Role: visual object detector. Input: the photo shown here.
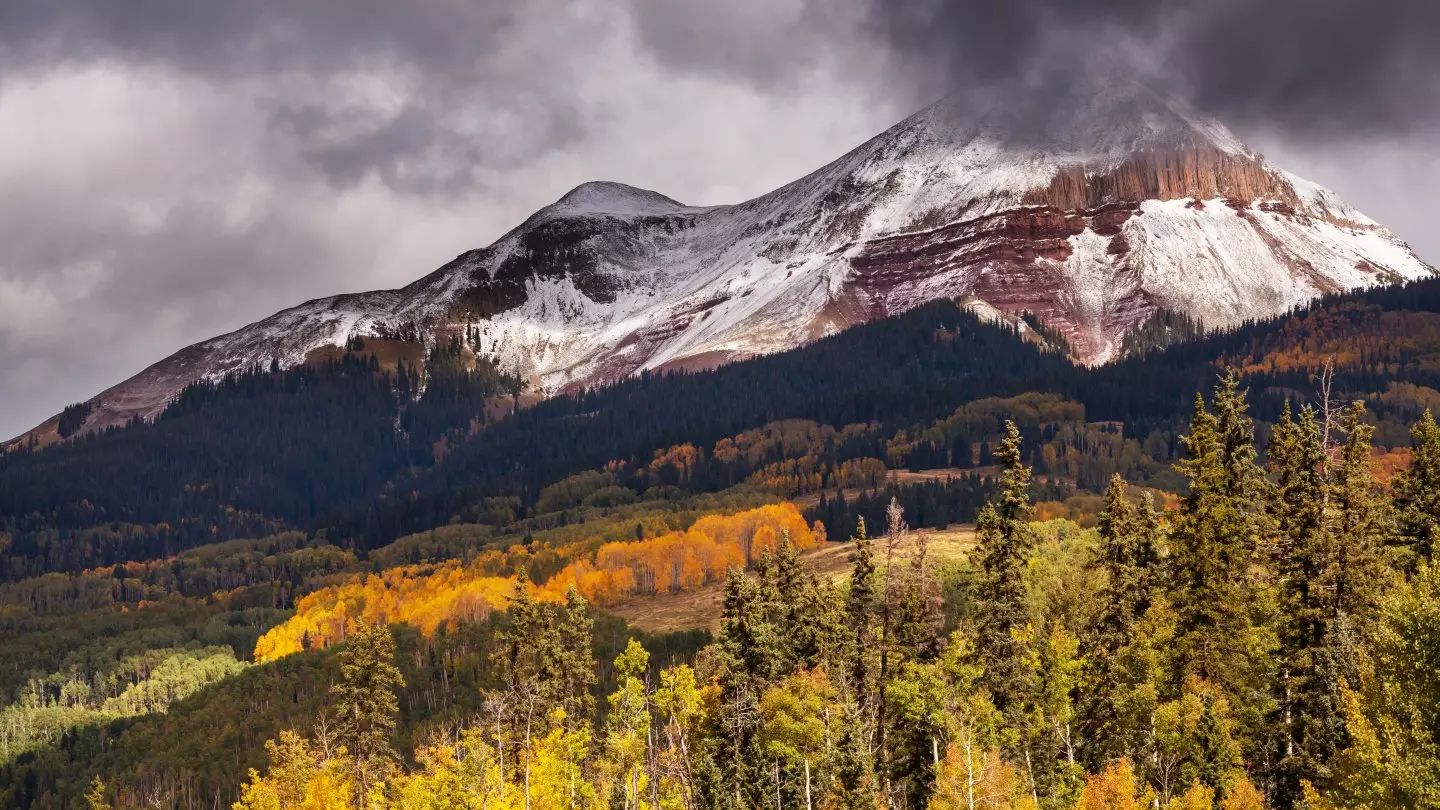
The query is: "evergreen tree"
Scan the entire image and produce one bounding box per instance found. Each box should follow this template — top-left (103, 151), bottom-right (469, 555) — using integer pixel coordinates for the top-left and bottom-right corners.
top-left (1268, 402), bottom-right (1331, 803)
top-left (1086, 476), bottom-right (1159, 687)
top-left (331, 621), bottom-right (405, 805)
top-left (1083, 474), bottom-right (1153, 766)
top-left (713, 566), bottom-right (776, 806)
top-left (975, 420), bottom-right (1036, 715)
top-left (893, 528), bottom-right (944, 664)
top-left (845, 517), bottom-right (877, 707)
top-left (83, 777), bottom-right (111, 810)
top-left (830, 699), bottom-right (880, 810)
top-left (1168, 375), bottom-right (1272, 710)
top-left (557, 586), bottom-right (598, 726)
top-left (1327, 402), bottom-right (1392, 629)
top-left (1393, 409), bottom-right (1440, 563)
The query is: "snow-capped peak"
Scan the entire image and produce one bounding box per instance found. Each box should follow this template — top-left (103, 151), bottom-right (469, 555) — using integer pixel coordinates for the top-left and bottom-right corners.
top-left (22, 79), bottom-right (1433, 443)
top-left (549, 181), bottom-right (704, 219)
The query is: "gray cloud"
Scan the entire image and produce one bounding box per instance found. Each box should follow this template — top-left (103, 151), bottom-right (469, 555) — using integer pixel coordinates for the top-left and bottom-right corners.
top-left (0, 0), bottom-right (599, 195)
top-left (0, 0), bottom-right (895, 439)
top-left (1, 0), bottom-right (1437, 441)
top-left (0, 0), bottom-right (519, 77)
top-left (862, 0), bottom-right (1440, 137)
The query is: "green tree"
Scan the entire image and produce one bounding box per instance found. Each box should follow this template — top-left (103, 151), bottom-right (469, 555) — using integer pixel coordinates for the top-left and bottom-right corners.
top-left (758, 669), bottom-right (840, 810)
top-left (976, 420), bottom-right (1036, 715)
top-left (331, 621), bottom-right (404, 805)
top-left (654, 664), bottom-right (706, 810)
top-left (1167, 374), bottom-right (1274, 731)
top-left (1321, 562), bottom-right (1440, 809)
top-left (846, 516), bottom-right (878, 702)
top-left (714, 566), bottom-right (776, 806)
top-left (1084, 475), bottom-right (1160, 763)
top-left (1393, 409), bottom-right (1440, 563)
top-left (84, 776), bottom-right (111, 810)
top-left (1268, 402), bottom-right (1331, 803)
top-left (556, 586), bottom-right (598, 725)
top-left (606, 639), bottom-right (653, 810)
top-left (1021, 622), bottom-right (1085, 806)
top-left (1327, 402), bottom-right (1392, 629)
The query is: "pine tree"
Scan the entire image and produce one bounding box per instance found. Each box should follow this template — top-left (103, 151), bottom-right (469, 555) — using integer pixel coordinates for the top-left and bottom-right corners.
top-left (84, 777), bottom-right (111, 810)
top-left (1393, 409), bottom-right (1440, 563)
top-left (1268, 402), bottom-right (1331, 804)
top-left (1083, 475), bottom-right (1142, 761)
top-left (557, 586), bottom-right (597, 726)
top-left (1168, 375), bottom-right (1271, 704)
top-left (830, 700), bottom-right (880, 810)
top-left (1194, 695), bottom-right (1233, 800)
top-left (1089, 475), bottom-right (1159, 657)
top-left (1327, 402), bottom-right (1392, 629)
top-left (975, 420), bottom-right (1036, 714)
top-left (331, 621), bottom-right (405, 805)
top-left (714, 566), bottom-right (777, 806)
top-left (893, 523), bottom-right (944, 664)
top-left (845, 517), bottom-right (877, 707)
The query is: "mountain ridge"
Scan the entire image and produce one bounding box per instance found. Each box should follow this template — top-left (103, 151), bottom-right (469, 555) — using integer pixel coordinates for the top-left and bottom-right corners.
top-left (13, 77), bottom-right (1433, 444)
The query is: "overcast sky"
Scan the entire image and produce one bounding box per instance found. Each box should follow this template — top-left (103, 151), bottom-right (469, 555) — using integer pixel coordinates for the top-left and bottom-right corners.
top-left (3, 0), bottom-right (1438, 440)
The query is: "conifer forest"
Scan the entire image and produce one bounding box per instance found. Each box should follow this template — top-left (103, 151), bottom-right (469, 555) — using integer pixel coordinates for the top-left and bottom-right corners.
top-left (9, 281), bottom-right (1440, 809)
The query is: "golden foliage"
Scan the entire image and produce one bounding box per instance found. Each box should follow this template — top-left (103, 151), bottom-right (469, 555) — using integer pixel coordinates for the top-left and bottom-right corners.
top-left (254, 504), bottom-right (814, 662)
top-left (1073, 759), bottom-right (1146, 810)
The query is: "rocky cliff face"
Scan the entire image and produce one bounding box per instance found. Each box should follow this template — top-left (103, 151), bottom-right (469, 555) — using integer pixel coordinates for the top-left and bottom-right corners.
top-left (16, 78), bottom-right (1433, 443)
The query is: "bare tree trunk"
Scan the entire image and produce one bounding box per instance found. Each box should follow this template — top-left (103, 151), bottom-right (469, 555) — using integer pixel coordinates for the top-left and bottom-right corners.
top-left (805, 758), bottom-right (813, 810)
top-left (776, 761), bottom-right (783, 810)
top-left (1024, 747), bottom-right (1039, 809)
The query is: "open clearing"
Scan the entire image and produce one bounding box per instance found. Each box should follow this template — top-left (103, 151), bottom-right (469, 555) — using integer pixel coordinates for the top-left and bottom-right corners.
top-left (607, 524), bottom-right (977, 633)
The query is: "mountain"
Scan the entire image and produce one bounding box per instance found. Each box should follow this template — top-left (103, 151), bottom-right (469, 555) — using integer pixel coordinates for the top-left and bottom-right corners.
top-left (18, 77), bottom-right (1432, 442)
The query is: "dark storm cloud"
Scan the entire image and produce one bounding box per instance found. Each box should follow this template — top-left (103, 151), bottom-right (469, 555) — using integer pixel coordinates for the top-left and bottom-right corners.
top-left (863, 0), bottom-right (1440, 137)
top-left (0, 0), bottom-right (591, 194)
top-left (3, 0), bottom-right (1437, 445)
top-left (0, 0), bottom-right (517, 77)
top-left (626, 0), bottom-right (871, 87)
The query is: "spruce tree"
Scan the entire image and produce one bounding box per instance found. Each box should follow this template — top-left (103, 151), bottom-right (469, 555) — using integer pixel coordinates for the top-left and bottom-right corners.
top-left (1168, 375), bottom-right (1270, 700)
top-left (714, 566), bottom-right (777, 806)
top-left (975, 420), bottom-right (1036, 714)
top-left (331, 621), bottom-right (405, 804)
top-left (1394, 409), bottom-right (1440, 563)
top-left (556, 586), bottom-right (597, 726)
top-left (1268, 402), bottom-right (1332, 804)
top-left (893, 529), bottom-right (943, 664)
top-left (1083, 475), bottom-right (1159, 764)
top-left (1328, 402), bottom-right (1392, 629)
top-left (829, 701), bottom-right (880, 810)
top-left (845, 518), bottom-right (877, 704)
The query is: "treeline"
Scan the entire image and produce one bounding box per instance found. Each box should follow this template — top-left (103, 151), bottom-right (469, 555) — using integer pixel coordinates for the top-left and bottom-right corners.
top-left (807, 474), bottom-right (1072, 543)
top-left (2, 612), bottom-right (708, 808)
top-left (0, 647), bottom-right (246, 766)
top-left (0, 347), bottom-right (515, 580)
top-left (173, 376), bottom-right (1440, 810)
top-left (11, 278), bottom-right (1440, 581)
top-left (252, 504), bottom-right (817, 661)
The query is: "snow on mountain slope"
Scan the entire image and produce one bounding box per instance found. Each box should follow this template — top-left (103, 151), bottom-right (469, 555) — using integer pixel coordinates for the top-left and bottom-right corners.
top-left (21, 77), bottom-right (1434, 440)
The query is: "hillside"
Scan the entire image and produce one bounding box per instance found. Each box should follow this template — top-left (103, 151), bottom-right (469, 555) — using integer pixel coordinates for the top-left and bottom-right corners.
top-left (10, 278), bottom-right (1440, 581)
top-left (9, 279), bottom-right (1440, 806)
